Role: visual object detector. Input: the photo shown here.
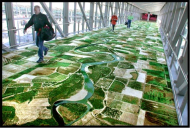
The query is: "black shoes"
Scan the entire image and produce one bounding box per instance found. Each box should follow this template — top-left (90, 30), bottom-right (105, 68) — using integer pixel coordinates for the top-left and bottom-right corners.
top-left (36, 59), bottom-right (44, 63)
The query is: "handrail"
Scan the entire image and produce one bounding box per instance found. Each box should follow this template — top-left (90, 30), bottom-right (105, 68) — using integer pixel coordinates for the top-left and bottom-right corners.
top-left (2, 41), bottom-right (35, 49)
top-left (2, 17), bottom-right (132, 33)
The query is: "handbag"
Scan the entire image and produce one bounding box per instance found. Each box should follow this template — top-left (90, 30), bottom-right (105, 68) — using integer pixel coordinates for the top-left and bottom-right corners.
top-left (125, 22), bottom-right (128, 25)
top-left (41, 25), bottom-right (56, 41)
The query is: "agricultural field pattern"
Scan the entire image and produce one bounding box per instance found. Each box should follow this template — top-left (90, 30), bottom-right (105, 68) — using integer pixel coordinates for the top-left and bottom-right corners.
top-left (2, 21), bottom-right (178, 126)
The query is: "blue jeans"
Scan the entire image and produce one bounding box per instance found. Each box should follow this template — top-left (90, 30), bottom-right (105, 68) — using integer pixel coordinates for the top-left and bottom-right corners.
top-left (36, 32), bottom-right (48, 60)
top-left (127, 20), bottom-right (132, 28)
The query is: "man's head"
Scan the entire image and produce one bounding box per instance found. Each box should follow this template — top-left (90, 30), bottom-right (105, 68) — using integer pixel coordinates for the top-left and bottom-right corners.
top-left (34, 5), bottom-right (40, 15)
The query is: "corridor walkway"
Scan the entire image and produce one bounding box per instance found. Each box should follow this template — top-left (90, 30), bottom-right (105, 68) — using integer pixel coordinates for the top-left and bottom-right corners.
top-left (2, 21), bottom-right (178, 126)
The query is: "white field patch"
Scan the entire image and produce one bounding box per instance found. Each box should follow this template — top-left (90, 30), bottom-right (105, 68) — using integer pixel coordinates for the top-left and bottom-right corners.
top-left (146, 36), bottom-right (161, 40)
top-left (3, 99), bottom-right (51, 125)
top-left (133, 62), bottom-right (148, 70)
top-left (137, 109), bottom-right (146, 125)
top-left (123, 69), bottom-right (136, 79)
top-left (137, 59), bottom-right (149, 65)
top-left (59, 58), bottom-right (76, 63)
top-left (26, 55), bottom-right (39, 62)
top-left (64, 53), bottom-right (91, 58)
top-left (2, 53), bottom-right (18, 58)
top-left (68, 40), bottom-right (87, 46)
top-left (121, 87), bottom-right (143, 99)
top-left (157, 57), bottom-right (166, 64)
top-left (21, 62), bottom-right (38, 68)
top-left (13, 74), bottom-right (37, 83)
top-left (76, 36), bottom-right (90, 40)
top-left (139, 48), bottom-right (149, 56)
top-left (3, 64), bottom-right (28, 74)
top-left (127, 38), bottom-right (134, 41)
top-left (2, 70), bottom-right (15, 79)
top-left (65, 88), bottom-right (88, 101)
top-left (136, 72), bottom-right (146, 83)
top-left (113, 67), bottom-right (127, 78)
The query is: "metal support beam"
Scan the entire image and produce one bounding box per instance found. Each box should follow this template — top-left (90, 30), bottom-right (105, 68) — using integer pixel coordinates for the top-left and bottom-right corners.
top-left (166, 3), bottom-right (177, 34)
top-left (147, 12), bottom-right (150, 21)
top-left (121, 2), bottom-right (124, 24)
top-left (82, 2), bottom-right (85, 32)
top-left (31, 2), bottom-right (35, 41)
top-left (118, 2), bottom-right (121, 24)
top-left (110, 2), bottom-right (113, 16)
top-left (74, 2), bottom-right (76, 33)
top-left (113, 2), bottom-right (117, 14)
top-left (49, 2), bottom-right (52, 25)
top-left (163, 3), bottom-right (172, 30)
top-left (95, 3), bottom-right (98, 28)
top-left (165, 3), bottom-right (175, 32)
top-left (104, 2), bottom-right (109, 26)
top-left (63, 2), bottom-right (69, 36)
top-left (89, 2), bottom-right (94, 29)
top-left (78, 2), bottom-right (91, 31)
top-left (40, 2), bottom-right (65, 37)
top-left (168, 2), bottom-right (181, 44)
top-left (5, 2), bottom-right (17, 47)
top-left (176, 80), bottom-right (188, 95)
top-left (180, 90), bottom-right (187, 114)
top-left (127, 3), bottom-right (131, 16)
top-left (97, 2), bottom-right (106, 27)
top-left (171, 4), bottom-right (187, 47)
top-left (125, 3), bottom-right (127, 21)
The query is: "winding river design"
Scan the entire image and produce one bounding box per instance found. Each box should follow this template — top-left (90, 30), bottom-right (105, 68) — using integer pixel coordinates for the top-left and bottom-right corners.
top-left (52, 42), bottom-right (124, 126)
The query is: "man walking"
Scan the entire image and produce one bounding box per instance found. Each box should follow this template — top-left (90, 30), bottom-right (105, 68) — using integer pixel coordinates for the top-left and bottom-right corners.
top-left (127, 13), bottom-right (134, 28)
top-left (111, 13), bottom-right (118, 32)
top-left (24, 5), bottom-right (55, 63)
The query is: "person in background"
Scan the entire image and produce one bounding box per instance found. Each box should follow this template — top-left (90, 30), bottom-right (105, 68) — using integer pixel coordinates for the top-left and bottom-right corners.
top-left (127, 13), bottom-right (134, 28)
top-left (23, 5), bottom-right (55, 63)
top-left (111, 13), bottom-right (118, 32)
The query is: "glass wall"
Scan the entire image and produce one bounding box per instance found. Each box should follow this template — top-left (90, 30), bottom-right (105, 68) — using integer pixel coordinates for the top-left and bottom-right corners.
top-left (2, 2), bottom-right (10, 47)
top-left (178, 20), bottom-right (188, 59)
top-left (76, 2), bottom-right (83, 33)
top-left (12, 2), bottom-right (32, 46)
top-left (84, 2), bottom-right (90, 32)
top-left (52, 2), bottom-right (63, 38)
top-left (2, 2), bottom-right (140, 49)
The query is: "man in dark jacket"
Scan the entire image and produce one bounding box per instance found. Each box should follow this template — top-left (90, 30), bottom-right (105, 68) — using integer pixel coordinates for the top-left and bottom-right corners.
top-left (24, 5), bottom-right (55, 63)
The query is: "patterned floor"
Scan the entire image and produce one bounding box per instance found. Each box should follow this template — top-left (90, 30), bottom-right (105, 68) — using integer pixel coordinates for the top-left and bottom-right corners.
top-left (2, 21), bottom-right (178, 126)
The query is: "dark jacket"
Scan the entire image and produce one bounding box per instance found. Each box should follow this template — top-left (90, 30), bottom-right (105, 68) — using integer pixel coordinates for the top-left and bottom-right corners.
top-left (24, 12), bottom-right (54, 33)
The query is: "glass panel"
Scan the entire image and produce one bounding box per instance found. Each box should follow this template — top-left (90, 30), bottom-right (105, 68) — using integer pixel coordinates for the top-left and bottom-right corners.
top-left (2, 2), bottom-right (10, 47)
top-left (52, 2), bottom-right (63, 36)
top-left (181, 20), bottom-right (188, 39)
top-left (69, 2), bottom-right (74, 34)
top-left (83, 2), bottom-right (90, 32)
top-left (12, 2), bottom-right (31, 19)
top-left (94, 2), bottom-right (97, 29)
top-left (178, 38), bottom-right (186, 59)
top-left (102, 2), bottom-right (105, 15)
top-left (76, 2), bottom-right (83, 32)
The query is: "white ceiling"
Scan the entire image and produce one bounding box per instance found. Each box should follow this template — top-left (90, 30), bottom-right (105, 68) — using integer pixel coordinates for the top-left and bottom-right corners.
top-left (129, 2), bottom-right (166, 13)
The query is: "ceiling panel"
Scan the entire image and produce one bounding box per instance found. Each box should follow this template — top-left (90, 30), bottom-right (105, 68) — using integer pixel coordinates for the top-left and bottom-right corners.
top-left (129, 2), bottom-right (166, 13)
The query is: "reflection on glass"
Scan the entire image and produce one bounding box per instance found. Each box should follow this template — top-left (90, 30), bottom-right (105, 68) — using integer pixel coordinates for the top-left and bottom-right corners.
top-left (178, 38), bottom-right (186, 59)
top-left (2, 2), bottom-right (10, 47)
top-left (181, 20), bottom-right (188, 39)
